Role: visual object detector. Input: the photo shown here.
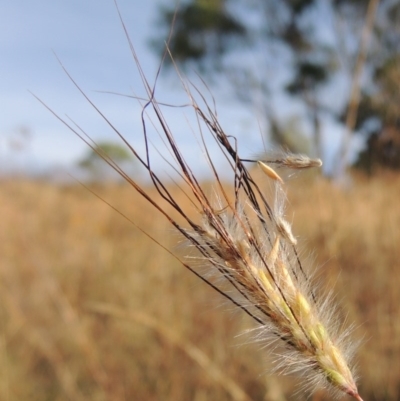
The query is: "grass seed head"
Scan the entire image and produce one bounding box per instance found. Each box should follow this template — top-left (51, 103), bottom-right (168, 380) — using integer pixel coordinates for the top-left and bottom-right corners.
top-left (44, 33), bottom-right (362, 400)
top-left (255, 151), bottom-right (323, 170)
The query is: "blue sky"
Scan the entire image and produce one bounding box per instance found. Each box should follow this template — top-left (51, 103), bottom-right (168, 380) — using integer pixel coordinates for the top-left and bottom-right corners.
top-left (1, 1), bottom-right (362, 179)
top-left (1, 1), bottom-right (156, 174)
top-left (1, 0), bottom-right (266, 179)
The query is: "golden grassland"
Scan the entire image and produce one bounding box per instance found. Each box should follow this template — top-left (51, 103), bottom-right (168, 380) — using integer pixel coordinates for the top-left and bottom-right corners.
top-left (0, 172), bottom-right (399, 401)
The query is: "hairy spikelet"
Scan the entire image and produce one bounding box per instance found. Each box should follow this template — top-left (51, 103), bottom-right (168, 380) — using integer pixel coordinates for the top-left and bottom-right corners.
top-left (191, 173), bottom-right (360, 400)
top-left (257, 151), bottom-right (323, 169)
top-left (36, 7), bottom-right (362, 400)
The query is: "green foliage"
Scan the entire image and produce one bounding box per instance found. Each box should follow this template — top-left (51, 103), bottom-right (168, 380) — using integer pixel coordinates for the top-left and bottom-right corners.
top-left (154, 0), bottom-right (246, 68)
top-left (79, 142), bottom-right (131, 169)
top-left (153, 0), bottom-right (400, 172)
top-left (78, 141), bottom-right (133, 180)
top-left (351, 56), bottom-right (400, 173)
top-left (372, 56), bottom-right (400, 123)
top-left (286, 61), bottom-right (329, 94)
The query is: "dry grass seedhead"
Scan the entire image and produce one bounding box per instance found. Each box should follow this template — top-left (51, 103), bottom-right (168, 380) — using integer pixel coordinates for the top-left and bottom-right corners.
top-left (256, 153), bottom-right (323, 170)
top-left (36, 9), bottom-right (362, 400)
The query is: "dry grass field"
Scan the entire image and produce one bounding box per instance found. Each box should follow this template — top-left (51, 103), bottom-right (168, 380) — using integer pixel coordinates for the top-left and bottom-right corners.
top-left (0, 171), bottom-right (399, 401)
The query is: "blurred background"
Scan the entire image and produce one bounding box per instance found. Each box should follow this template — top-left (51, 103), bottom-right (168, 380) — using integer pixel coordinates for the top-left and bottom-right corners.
top-left (1, 0), bottom-right (400, 400)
